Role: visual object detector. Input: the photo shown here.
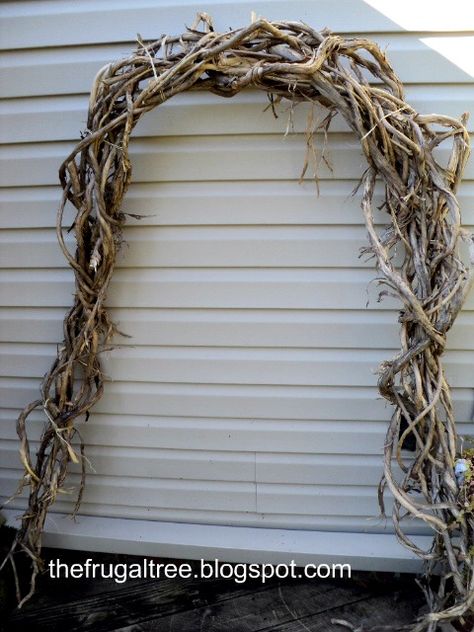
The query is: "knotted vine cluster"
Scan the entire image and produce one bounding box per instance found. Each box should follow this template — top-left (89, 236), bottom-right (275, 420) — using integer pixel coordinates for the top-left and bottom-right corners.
top-left (2, 14), bottom-right (472, 630)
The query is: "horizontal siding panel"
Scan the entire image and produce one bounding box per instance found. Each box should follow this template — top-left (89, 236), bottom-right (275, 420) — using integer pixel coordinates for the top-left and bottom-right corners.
top-left (1, 307), bottom-right (473, 351)
top-left (3, 268), bottom-right (473, 311)
top-left (2, 86), bottom-right (473, 144)
top-left (1, 181), bottom-right (474, 229)
top-left (0, 43), bottom-right (125, 99)
top-left (1, 409), bottom-right (472, 454)
top-left (3, 0), bottom-right (473, 52)
top-left (0, 267), bottom-right (405, 309)
top-left (0, 225), bottom-right (383, 269)
top-left (1, 307), bottom-right (405, 346)
top-left (4, 499), bottom-right (426, 534)
top-left (1, 468), bottom-right (387, 517)
top-left (2, 380), bottom-right (474, 423)
top-left (256, 453), bottom-right (398, 485)
top-left (0, 307), bottom-right (65, 342)
top-left (0, 412), bottom-right (406, 453)
top-left (2, 135), bottom-right (473, 187)
top-left (2, 343), bottom-right (474, 388)
top-left (0, 180), bottom-right (380, 228)
top-left (97, 268), bottom-right (474, 311)
top-left (3, 224), bottom-right (473, 270)
top-left (1, 134), bottom-right (372, 186)
top-left (1, 442), bottom-right (396, 487)
top-left (0, 442), bottom-right (255, 482)
top-left (1, 35), bottom-right (473, 99)
top-left (256, 483), bottom-right (383, 516)
top-left (0, 468), bottom-right (257, 512)
top-left (0, 440), bottom-right (406, 486)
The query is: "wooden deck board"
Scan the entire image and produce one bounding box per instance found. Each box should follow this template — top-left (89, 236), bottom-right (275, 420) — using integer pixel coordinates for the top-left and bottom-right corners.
top-left (122, 583), bottom-right (374, 632)
top-left (5, 547), bottom-right (426, 632)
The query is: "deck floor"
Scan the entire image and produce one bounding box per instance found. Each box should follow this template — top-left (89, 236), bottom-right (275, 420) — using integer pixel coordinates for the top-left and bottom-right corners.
top-left (1, 545), bottom-right (433, 632)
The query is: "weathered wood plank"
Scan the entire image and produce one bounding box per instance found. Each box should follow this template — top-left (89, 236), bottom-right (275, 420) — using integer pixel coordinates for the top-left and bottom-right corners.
top-left (0, 545), bottom-right (422, 632)
top-left (127, 582), bottom-right (372, 632)
top-left (257, 591), bottom-right (423, 631)
top-left (8, 547), bottom-right (424, 632)
top-left (8, 554), bottom-right (336, 632)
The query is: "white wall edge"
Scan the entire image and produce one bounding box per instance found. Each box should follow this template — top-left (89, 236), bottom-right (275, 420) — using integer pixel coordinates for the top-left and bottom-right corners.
top-left (3, 509), bottom-right (429, 573)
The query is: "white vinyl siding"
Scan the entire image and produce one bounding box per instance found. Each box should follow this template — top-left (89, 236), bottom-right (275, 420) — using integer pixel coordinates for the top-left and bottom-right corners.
top-left (0, 0), bottom-right (473, 569)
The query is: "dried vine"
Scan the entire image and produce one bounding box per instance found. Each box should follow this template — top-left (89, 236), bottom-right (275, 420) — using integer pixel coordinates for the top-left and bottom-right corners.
top-left (2, 14), bottom-right (472, 629)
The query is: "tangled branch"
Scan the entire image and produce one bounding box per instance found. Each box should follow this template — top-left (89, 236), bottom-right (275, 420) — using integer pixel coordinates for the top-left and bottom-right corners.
top-left (2, 14), bottom-right (472, 628)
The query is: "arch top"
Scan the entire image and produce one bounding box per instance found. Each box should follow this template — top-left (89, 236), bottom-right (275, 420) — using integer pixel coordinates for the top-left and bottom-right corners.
top-left (67, 13), bottom-right (467, 202)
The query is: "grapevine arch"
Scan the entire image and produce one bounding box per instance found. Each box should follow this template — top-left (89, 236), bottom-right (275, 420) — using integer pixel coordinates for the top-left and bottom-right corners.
top-left (3, 14), bottom-right (473, 630)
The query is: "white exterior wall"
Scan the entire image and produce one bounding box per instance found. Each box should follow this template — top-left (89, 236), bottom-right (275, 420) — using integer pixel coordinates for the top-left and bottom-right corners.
top-left (0, 0), bottom-right (473, 569)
